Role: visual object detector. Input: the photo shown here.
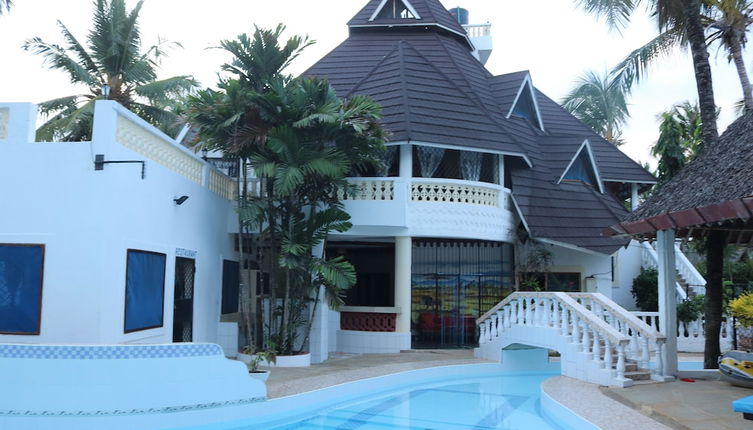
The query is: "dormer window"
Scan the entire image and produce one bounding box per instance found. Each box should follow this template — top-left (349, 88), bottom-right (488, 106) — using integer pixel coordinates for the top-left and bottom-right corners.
top-left (558, 140), bottom-right (604, 193)
top-left (507, 75), bottom-right (545, 131)
top-left (371, 0), bottom-right (421, 20)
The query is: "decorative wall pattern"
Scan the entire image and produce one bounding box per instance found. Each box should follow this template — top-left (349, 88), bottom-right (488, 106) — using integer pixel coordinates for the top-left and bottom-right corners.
top-left (208, 168), bottom-right (236, 200)
top-left (340, 312), bottom-right (397, 332)
top-left (409, 204), bottom-right (515, 242)
top-left (0, 108), bottom-right (9, 141)
top-left (116, 116), bottom-right (203, 184)
top-left (0, 343), bottom-right (223, 360)
top-left (0, 396), bottom-right (266, 417)
top-left (339, 179), bottom-right (395, 201)
top-left (411, 182), bottom-right (498, 206)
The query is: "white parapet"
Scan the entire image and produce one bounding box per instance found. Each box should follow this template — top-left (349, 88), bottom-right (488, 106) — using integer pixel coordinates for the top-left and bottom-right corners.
top-left (0, 103), bottom-right (37, 143)
top-left (0, 343), bottom-right (265, 430)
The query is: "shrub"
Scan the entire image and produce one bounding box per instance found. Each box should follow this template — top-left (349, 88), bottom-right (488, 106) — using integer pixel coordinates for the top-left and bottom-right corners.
top-left (677, 295), bottom-right (704, 323)
top-left (631, 268), bottom-right (658, 311)
top-left (729, 293), bottom-right (753, 327)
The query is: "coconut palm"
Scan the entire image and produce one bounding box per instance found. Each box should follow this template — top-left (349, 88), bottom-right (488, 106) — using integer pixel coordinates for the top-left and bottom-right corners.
top-left (22, 0), bottom-right (197, 141)
top-left (0, 0), bottom-right (12, 15)
top-left (704, 0), bottom-right (753, 111)
top-left (652, 101), bottom-right (703, 184)
top-left (576, 0), bottom-right (722, 369)
top-left (561, 70), bottom-right (630, 145)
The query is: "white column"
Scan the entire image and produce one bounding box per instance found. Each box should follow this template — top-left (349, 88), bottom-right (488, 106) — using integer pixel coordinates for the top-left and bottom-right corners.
top-left (498, 155), bottom-right (505, 186)
top-left (630, 183), bottom-right (639, 211)
top-left (309, 243), bottom-right (328, 364)
top-left (657, 229), bottom-right (678, 377)
top-left (399, 144), bottom-right (412, 178)
top-left (395, 236), bottom-right (412, 339)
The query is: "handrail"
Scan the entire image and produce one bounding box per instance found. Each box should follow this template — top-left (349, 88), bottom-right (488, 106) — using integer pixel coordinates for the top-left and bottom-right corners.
top-left (674, 243), bottom-right (706, 288)
top-left (570, 293), bottom-right (665, 341)
top-left (640, 241), bottom-right (687, 300)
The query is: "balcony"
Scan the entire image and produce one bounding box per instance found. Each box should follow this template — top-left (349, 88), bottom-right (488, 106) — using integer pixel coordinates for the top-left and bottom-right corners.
top-left (337, 177), bottom-right (515, 241)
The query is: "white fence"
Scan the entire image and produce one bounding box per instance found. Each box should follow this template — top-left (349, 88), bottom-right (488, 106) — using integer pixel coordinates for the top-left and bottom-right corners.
top-left (633, 312), bottom-right (734, 353)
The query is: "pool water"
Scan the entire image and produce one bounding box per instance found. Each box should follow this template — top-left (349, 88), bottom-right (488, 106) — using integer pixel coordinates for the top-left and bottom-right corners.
top-left (265, 373), bottom-right (567, 430)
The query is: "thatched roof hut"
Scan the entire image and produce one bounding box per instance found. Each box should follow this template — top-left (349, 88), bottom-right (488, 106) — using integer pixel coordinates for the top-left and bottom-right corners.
top-left (606, 112), bottom-right (753, 243)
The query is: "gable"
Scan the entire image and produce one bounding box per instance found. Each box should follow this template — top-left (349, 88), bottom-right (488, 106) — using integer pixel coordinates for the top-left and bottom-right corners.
top-left (371, 0), bottom-right (420, 20)
top-left (559, 140), bottom-right (604, 193)
top-left (507, 75), bottom-right (544, 131)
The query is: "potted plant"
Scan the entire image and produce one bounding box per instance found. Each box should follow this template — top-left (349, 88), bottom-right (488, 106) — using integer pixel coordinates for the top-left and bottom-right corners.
top-left (240, 346), bottom-right (277, 382)
top-left (729, 292), bottom-right (753, 351)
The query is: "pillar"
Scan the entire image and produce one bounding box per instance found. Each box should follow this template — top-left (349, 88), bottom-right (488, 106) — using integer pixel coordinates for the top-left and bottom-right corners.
top-left (631, 183), bottom-right (639, 211)
top-left (399, 144), bottom-right (412, 178)
top-left (656, 229), bottom-right (678, 377)
top-left (395, 236), bottom-right (412, 334)
top-left (498, 155), bottom-right (505, 186)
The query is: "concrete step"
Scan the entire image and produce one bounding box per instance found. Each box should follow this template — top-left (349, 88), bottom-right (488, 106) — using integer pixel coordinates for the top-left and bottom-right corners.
top-left (624, 371), bottom-right (652, 381)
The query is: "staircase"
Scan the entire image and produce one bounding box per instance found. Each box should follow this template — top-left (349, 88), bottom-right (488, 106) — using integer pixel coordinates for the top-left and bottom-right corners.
top-left (640, 241), bottom-right (707, 300)
top-left (475, 292), bottom-right (671, 387)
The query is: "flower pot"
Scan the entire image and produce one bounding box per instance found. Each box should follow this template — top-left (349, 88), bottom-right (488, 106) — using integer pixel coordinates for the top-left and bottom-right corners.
top-left (249, 370), bottom-right (270, 382)
top-left (273, 352), bottom-right (311, 368)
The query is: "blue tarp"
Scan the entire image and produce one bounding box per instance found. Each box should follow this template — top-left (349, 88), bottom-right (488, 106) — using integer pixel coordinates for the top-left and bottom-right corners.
top-left (732, 395), bottom-right (753, 413)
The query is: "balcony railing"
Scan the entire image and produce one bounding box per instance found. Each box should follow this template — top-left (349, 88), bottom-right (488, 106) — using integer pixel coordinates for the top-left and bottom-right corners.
top-left (337, 178), bottom-right (395, 201)
top-left (463, 23), bottom-right (491, 38)
top-left (411, 179), bottom-right (499, 206)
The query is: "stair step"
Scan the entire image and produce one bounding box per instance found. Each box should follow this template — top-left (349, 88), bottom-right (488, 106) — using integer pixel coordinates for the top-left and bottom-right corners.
top-left (624, 371), bottom-right (652, 381)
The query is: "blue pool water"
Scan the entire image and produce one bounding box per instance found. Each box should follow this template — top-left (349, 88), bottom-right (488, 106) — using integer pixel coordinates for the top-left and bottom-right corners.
top-left (258, 373), bottom-right (568, 430)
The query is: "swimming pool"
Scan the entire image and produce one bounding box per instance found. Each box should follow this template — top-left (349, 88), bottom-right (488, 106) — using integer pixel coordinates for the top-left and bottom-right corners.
top-left (266, 373), bottom-right (568, 429)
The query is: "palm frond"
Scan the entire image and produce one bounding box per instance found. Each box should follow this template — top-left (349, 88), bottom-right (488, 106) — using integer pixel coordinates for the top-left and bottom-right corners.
top-left (575, 0), bottom-right (637, 33)
top-left (135, 76), bottom-right (198, 105)
top-left (22, 37), bottom-right (99, 87)
top-left (610, 26), bottom-right (686, 93)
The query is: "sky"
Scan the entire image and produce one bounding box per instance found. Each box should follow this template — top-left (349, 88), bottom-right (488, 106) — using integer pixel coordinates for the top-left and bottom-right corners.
top-left (0, 0), bottom-right (750, 168)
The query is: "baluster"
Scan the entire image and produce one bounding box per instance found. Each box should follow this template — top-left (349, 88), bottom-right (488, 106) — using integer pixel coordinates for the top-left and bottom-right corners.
top-left (560, 305), bottom-right (568, 337)
top-left (582, 321), bottom-right (591, 357)
top-left (516, 299), bottom-right (523, 325)
top-left (504, 305), bottom-right (512, 328)
top-left (655, 340), bottom-right (665, 378)
top-left (629, 327), bottom-right (639, 359)
top-left (542, 298), bottom-right (551, 327)
top-left (603, 338), bottom-right (613, 370)
top-left (552, 300), bottom-right (560, 329)
top-left (572, 314), bottom-right (581, 348)
top-left (479, 323), bottom-right (487, 344)
top-left (616, 343), bottom-right (626, 380)
top-left (525, 298), bottom-right (534, 326)
top-left (491, 313), bottom-right (499, 338)
top-left (641, 337), bottom-right (650, 369)
top-left (497, 311), bottom-right (505, 334)
top-left (592, 329), bottom-right (601, 366)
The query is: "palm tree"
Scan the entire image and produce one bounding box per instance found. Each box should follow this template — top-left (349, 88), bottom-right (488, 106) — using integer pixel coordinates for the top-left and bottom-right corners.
top-left (704, 0), bottom-right (753, 111)
top-left (22, 0), bottom-right (197, 141)
top-left (0, 0), bottom-right (12, 15)
top-left (561, 70), bottom-right (630, 145)
top-left (651, 101), bottom-right (703, 185)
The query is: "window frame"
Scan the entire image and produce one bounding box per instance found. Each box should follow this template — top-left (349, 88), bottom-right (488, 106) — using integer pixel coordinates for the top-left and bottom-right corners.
top-left (0, 243), bottom-right (45, 335)
top-left (123, 249), bottom-right (167, 334)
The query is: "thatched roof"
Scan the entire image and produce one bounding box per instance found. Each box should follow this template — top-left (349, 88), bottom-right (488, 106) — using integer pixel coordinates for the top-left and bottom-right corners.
top-left (606, 111), bottom-right (753, 242)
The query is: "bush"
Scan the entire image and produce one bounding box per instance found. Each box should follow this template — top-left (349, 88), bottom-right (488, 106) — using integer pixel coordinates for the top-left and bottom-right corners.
top-left (729, 292), bottom-right (753, 327)
top-left (631, 268), bottom-right (658, 311)
top-left (677, 295), bottom-right (704, 323)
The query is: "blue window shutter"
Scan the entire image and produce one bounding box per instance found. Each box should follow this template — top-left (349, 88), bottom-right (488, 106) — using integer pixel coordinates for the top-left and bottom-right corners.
top-left (0, 245), bottom-right (44, 334)
top-left (125, 250), bottom-right (166, 332)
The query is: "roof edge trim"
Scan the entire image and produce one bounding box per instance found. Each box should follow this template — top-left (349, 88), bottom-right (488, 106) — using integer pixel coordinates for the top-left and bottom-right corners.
top-left (536, 238), bottom-right (615, 257)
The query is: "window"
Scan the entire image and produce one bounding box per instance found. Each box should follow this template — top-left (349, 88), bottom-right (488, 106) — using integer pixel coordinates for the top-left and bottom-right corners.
top-left (563, 150), bottom-right (599, 187)
top-left (221, 260), bottom-right (240, 315)
top-left (0, 244), bottom-right (44, 334)
top-left (124, 249), bottom-right (166, 333)
top-left (375, 0), bottom-right (417, 19)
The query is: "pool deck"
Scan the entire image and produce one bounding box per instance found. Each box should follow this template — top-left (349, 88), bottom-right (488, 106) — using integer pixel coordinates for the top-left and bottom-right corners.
top-left (263, 350), bottom-right (753, 429)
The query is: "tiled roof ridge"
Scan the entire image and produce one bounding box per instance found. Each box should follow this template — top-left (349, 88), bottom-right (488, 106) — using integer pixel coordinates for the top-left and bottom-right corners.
top-left (345, 42), bottom-right (402, 98)
top-left (585, 182), bottom-right (626, 223)
top-left (397, 41), bottom-right (414, 139)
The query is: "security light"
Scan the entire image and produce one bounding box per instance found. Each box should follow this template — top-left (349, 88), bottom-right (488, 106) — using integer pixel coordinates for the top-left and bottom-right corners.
top-left (174, 195), bottom-right (189, 205)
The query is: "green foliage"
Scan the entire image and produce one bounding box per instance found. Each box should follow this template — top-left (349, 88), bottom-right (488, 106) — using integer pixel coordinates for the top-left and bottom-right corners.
top-left (240, 346), bottom-right (277, 372)
top-left (186, 25), bottom-right (386, 355)
top-left (23, 0), bottom-right (197, 141)
top-left (651, 101), bottom-right (704, 185)
top-left (729, 292), bottom-right (753, 327)
top-left (677, 295), bottom-right (705, 323)
top-left (631, 268), bottom-right (658, 311)
top-left (561, 69), bottom-right (630, 145)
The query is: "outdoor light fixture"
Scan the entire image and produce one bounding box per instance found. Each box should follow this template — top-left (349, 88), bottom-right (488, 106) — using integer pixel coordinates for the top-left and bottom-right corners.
top-left (174, 195), bottom-right (189, 205)
top-left (102, 83), bottom-right (111, 100)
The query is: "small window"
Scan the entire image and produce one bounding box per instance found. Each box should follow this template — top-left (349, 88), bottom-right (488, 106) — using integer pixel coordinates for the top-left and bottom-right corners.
top-left (563, 150), bottom-right (598, 187)
top-left (0, 244), bottom-right (45, 334)
top-left (376, 0), bottom-right (416, 19)
top-left (124, 249), bottom-right (166, 333)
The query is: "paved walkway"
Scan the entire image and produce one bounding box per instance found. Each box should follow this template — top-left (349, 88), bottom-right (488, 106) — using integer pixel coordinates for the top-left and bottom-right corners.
top-left (603, 378), bottom-right (752, 430)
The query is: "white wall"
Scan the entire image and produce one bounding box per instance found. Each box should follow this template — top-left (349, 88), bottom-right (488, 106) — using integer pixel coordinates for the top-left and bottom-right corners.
top-left (0, 102), bottom-right (237, 345)
top-left (613, 240), bottom-right (642, 310)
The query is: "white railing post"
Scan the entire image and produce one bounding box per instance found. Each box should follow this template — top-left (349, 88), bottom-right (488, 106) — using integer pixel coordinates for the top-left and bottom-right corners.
top-left (491, 313), bottom-right (499, 338)
top-left (573, 314), bottom-right (581, 349)
top-left (582, 321), bottom-right (591, 358)
top-left (655, 340), bottom-right (666, 378)
top-left (604, 338), bottom-right (613, 370)
top-left (479, 323), bottom-right (487, 344)
top-left (525, 298), bottom-right (533, 326)
top-left (616, 343), bottom-right (626, 380)
top-left (641, 337), bottom-right (650, 369)
top-left (552, 300), bottom-right (560, 329)
top-left (592, 329), bottom-right (602, 366)
top-left (561, 306), bottom-right (569, 337)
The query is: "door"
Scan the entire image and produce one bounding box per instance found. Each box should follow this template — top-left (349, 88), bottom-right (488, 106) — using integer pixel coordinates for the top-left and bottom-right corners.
top-left (173, 257), bottom-right (195, 342)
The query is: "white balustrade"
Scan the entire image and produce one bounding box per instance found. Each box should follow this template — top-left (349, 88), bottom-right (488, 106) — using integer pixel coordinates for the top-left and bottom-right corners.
top-left (411, 180), bottom-right (499, 206)
top-left (462, 23), bottom-right (491, 37)
top-left (476, 292), bottom-right (632, 386)
top-left (634, 311), bottom-right (735, 353)
top-left (338, 178), bottom-right (395, 201)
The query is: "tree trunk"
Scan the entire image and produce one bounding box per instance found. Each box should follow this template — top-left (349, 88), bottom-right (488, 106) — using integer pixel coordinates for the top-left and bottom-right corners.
top-left (728, 32), bottom-right (753, 112)
top-left (704, 230), bottom-right (725, 368)
top-left (682, 0), bottom-right (720, 149)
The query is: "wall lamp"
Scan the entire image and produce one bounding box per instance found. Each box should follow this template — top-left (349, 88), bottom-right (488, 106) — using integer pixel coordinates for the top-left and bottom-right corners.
top-left (174, 195), bottom-right (189, 205)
